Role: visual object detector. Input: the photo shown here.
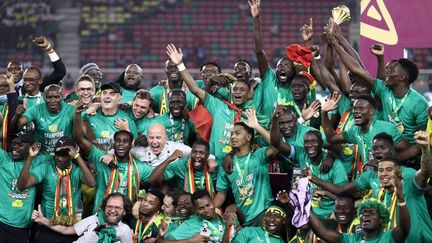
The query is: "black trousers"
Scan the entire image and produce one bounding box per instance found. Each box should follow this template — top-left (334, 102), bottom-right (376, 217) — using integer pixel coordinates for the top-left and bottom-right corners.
top-left (0, 221), bottom-right (30, 243)
top-left (35, 225), bottom-right (78, 243)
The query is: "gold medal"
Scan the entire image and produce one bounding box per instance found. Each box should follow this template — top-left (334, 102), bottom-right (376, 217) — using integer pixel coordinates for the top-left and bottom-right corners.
top-left (244, 198), bottom-right (253, 206)
top-left (397, 124), bottom-right (404, 133)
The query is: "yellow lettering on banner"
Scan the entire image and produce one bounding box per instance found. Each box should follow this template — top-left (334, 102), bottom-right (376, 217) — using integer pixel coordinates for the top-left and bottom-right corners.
top-left (360, 0), bottom-right (398, 45)
top-left (48, 124), bottom-right (58, 132)
top-left (12, 199), bottom-right (23, 208)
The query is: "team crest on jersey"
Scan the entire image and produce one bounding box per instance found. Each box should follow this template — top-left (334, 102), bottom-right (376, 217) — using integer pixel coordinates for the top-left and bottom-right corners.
top-left (48, 124), bottom-right (58, 132)
top-left (101, 131), bottom-right (110, 138)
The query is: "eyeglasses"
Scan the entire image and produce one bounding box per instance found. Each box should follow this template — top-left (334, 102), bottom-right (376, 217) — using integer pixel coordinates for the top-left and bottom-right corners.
top-left (77, 87), bottom-right (94, 93)
top-left (106, 205), bottom-right (123, 211)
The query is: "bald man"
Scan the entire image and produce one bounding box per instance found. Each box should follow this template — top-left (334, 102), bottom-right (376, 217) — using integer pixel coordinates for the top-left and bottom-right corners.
top-left (131, 123), bottom-right (193, 167)
top-left (119, 64), bottom-right (143, 104)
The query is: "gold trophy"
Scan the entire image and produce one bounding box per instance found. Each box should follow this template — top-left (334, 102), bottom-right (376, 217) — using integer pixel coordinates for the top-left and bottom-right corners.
top-left (321, 5), bottom-right (351, 42)
top-left (332, 5), bottom-right (351, 25)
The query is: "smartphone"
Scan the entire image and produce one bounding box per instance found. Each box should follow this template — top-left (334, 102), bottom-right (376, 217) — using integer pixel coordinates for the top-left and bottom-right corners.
top-left (200, 227), bottom-right (211, 237)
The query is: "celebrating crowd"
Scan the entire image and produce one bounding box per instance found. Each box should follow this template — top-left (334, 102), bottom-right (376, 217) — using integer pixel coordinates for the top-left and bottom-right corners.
top-left (1, 1), bottom-right (432, 243)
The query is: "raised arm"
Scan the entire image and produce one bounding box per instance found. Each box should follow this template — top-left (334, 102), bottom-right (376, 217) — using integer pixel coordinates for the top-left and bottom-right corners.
top-left (10, 104), bottom-right (29, 132)
top-left (300, 18), bottom-right (314, 48)
top-left (313, 57), bottom-right (340, 92)
top-left (324, 44), bottom-right (343, 89)
top-left (414, 131), bottom-right (432, 186)
top-left (331, 19), bottom-right (364, 68)
top-left (32, 36), bottom-right (66, 91)
top-left (370, 43), bottom-right (386, 80)
top-left (391, 173), bottom-right (410, 243)
top-left (16, 143), bottom-right (40, 190)
top-left (72, 102), bottom-right (93, 155)
top-left (269, 106), bottom-right (294, 156)
top-left (245, 109), bottom-right (270, 144)
top-left (213, 191), bottom-right (227, 209)
top-left (249, 0), bottom-right (269, 76)
top-left (320, 92), bottom-right (346, 143)
top-left (325, 19), bottom-right (374, 87)
top-left (32, 204), bottom-right (77, 235)
top-left (338, 62), bottom-right (352, 95)
top-left (308, 211), bottom-right (341, 243)
top-left (166, 44), bottom-right (205, 102)
top-left (148, 150), bottom-right (183, 185)
top-left (306, 168), bottom-right (358, 195)
top-left (66, 145), bottom-right (96, 188)
top-left (394, 139), bottom-right (420, 163)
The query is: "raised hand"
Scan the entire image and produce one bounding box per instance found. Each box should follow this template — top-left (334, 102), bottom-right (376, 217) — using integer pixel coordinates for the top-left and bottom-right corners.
top-left (32, 204), bottom-right (46, 224)
top-left (301, 167), bottom-right (313, 180)
top-left (75, 100), bottom-right (87, 114)
top-left (248, 0), bottom-right (260, 18)
top-left (136, 132), bottom-right (149, 147)
top-left (273, 105), bottom-right (287, 119)
top-left (324, 17), bottom-right (337, 40)
top-left (321, 91), bottom-right (341, 112)
top-left (225, 211), bottom-right (238, 227)
top-left (245, 109), bottom-right (259, 129)
top-left (301, 100), bottom-right (321, 121)
top-left (33, 36), bottom-right (52, 52)
top-left (414, 130), bottom-right (430, 149)
top-left (114, 118), bottom-right (129, 131)
top-left (222, 153), bottom-right (233, 174)
top-left (166, 44), bottom-right (183, 65)
top-left (15, 104), bottom-right (26, 116)
top-left (5, 71), bottom-right (15, 86)
top-left (276, 190), bottom-right (290, 204)
top-left (389, 171), bottom-right (403, 199)
top-left (100, 154), bottom-right (115, 166)
top-left (86, 105), bottom-right (97, 116)
top-left (64, 145), bottom-right (78, 158)
top-left (300, 18), bottom-right (314, 42)
top-left (370, 43), bottom-right (384, 56)
top-left (29, 143), bottom-right (41, 158)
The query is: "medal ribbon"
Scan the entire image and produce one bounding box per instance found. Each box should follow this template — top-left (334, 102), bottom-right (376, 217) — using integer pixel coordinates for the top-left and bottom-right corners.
top-left (391, 89), bottom-right (410, 124)
top-left (134, 211), bottom-right (159, 243)
top-left (351, 144), bottom-right (364, 180)
top-left (378, 187), bottom-right (398, 230)
top-left (1, 104), bottom-right (9, 150)
top-left (184, 159), bottom-right (215, 197)
top-left (337, 217), bottom-right (359, 233)
top-left (336, 110), bottom-right (351, 133)
top-left (160, 82), bottom-right (170, 114)
top-left (169, 113), bottom-right (185, 143)
top-left (290, 230), bottom-right (305, 243)
top-left (105, 155), bottom-right (140, 202)
top-left (52, 165), bottom-right (75, 225)
top-left (234, 153), bottom-right (251, 195)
